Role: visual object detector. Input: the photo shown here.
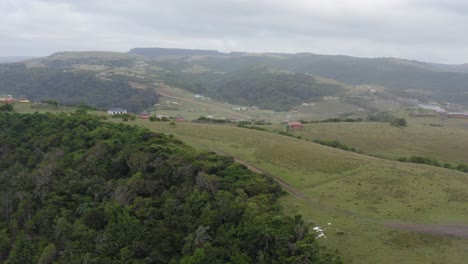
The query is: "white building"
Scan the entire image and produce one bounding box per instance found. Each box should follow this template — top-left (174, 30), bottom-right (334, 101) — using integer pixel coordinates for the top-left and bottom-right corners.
top-left (107, 108), bottom-right (127, 115)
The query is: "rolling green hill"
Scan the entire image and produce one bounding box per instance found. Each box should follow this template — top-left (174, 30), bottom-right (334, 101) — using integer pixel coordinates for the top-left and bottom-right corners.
top-left (131, 49), bottom-right (468, 109)
top-left (158, 65), bottom-right (345, 111)
top-left (4, 48), bottom-right (468, 114)
top-left (187, 53), bottom-right (468, 107)
top-left (266, 121), bottom-right (468, 165)
top-left (0, 63), bottom-right (158, 112)
top-left (127, 119), bottom-right (468, 264)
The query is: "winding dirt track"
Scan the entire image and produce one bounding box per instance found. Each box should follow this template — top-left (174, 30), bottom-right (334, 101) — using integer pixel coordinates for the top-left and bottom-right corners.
top-left (133, 81), bottom-right (468, 239)
top-left (214, 149), bottom-right (468, 239)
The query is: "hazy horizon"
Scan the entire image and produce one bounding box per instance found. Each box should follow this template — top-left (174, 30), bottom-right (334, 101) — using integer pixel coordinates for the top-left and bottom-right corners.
top-left (3, 0), bottom-right (468, 64)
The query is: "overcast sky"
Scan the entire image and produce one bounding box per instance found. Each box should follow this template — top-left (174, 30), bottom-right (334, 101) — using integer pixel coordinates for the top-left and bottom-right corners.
top-left (1, 0), bottom-right (468, 63)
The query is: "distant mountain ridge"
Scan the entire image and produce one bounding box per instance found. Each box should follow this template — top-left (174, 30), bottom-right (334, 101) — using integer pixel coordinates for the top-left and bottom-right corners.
top-left (129, 47), bottom-right (231, 58)
top-left (0, 56), bottom-right (34, 63)
top-left (125, 48), bottom-right (468, 108)
top-left (2, 47), bottom-right (468, 112)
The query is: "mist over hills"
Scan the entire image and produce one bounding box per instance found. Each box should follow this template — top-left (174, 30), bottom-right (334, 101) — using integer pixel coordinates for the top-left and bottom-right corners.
top-left (128, 48), bottom-right (468, 108)
top-left (1, 47), bottom-right (468, 112)
top-left (129, 47), bottom-right (233, 58)
top-left (0, 56), bottom-right (34, 63)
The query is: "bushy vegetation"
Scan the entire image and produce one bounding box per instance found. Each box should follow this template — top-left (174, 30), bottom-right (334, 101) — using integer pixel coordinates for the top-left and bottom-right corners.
top-left (390, 118), bottom-right (407, 127)
top-left (305, 117), bottom-right (363, 124)
top-left (160, 66), bottom-right (345, 111)
top-left (0, 103), bottom-right (13, 112)
top-left (312, 140), bottom-right (357, 152)
top-left (0, 112), bottom-right (341, 263)
top-left (194, 116), bottom-right (232, 124)
top-left (398, 156), bottom-right (468, 173)
top-left (367, 111), bottom-right (407, 127)
top-left (0, 64), bottom-right (158, 112)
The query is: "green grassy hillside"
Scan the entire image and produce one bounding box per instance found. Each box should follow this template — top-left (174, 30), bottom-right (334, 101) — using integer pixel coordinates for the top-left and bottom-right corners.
top-left (265, 120), bottom-right (468, 165)
top-left (127, 120), bottom-right (468, 264)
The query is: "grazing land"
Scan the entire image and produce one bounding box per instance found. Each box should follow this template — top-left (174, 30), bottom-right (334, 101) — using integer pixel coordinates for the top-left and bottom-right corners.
top-left (264, 119), bottom-right (468, 164)
top-left (121, 119), bottom-right (468, 264)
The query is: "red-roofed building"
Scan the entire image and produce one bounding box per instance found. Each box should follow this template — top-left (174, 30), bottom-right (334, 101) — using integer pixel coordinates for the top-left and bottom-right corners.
top-left (288, 121), bottom-right (303, 130)
top-left (138, 111), bottom-right (150, 119)
top-left (175, 114), bottom-right (184, 122)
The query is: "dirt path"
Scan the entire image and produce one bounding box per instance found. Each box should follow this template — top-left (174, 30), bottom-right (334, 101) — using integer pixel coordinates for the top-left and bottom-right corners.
top-left (213, 148), bottom-right (468, 239)
top-left (387, 222), bottom-right (468, 239)
top-left (213, 149), bottom-right (382, 223)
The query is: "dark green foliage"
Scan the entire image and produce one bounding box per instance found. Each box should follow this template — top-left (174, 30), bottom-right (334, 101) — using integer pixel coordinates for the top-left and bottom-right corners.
top-left (313, 140), bottom-right (357, 152)
top-left (238, 123), bottom-right (267, 131)
top-left (0, 64), bottom-right (158, 112)
top-left (110, 113), bottom-right (136, 121)
top-left (367, 111), bottom-right (407, 127)
top-left (397, 156), bottom-right (441, 166)
top-left (253, 120), bottom-right (272, 125)
top-left (456, 164), bottom-right (468, 173)
top-left (366, 111), bottom-right (396, 122)
top-left (0, 103), bottom-right (13, 112)
top-left (192, 53), bottom-right (468, 107)
top-left (0, 112), bottom-right (340, 263)
top-left (160, 66), bottom-right (344, 111)
top-left (390, 118), bottom-right (407, 127)
top-left (397, 156), bottom-right (468, 173)
top-left (306, 117), bottom-right (363, 124)
top-left (194, 116), bottom-right (232, 124)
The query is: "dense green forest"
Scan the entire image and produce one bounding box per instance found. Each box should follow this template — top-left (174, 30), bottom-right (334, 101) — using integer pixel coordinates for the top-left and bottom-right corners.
top-left (0, 112), bottom-right (341, 263)
top-left (0, 64), bottom-right (158, 112)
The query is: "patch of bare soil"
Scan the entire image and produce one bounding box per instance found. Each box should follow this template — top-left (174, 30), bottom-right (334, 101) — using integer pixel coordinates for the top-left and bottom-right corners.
top-left (386, 222), bottom-right (468, 239)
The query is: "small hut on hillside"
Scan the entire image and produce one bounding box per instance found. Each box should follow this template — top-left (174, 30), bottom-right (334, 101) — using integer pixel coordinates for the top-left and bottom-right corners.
top-left (138, 111), bottom-right (150, 119)
top-left (175, 114), bottom-right (184, 122)
top-left (288, 121), bottom-right (303, 130)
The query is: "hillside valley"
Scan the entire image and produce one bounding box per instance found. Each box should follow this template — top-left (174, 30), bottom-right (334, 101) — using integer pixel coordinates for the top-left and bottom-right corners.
top-left (1, 48), bottom-right (468, 116)
top-left (1, 48), bottom-right (468, 264)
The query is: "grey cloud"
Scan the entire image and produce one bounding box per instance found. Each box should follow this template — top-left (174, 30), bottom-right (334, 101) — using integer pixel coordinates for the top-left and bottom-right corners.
top-left (1, 0), bottom-right (468, 63)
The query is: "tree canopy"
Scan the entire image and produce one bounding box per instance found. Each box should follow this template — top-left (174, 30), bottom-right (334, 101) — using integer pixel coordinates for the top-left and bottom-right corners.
top-left (0, 112), bottom-right (341, 263)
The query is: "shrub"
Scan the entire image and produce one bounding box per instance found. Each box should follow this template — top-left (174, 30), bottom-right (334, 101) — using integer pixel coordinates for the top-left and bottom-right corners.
top-left (391, 118), bottom-right (407, 127)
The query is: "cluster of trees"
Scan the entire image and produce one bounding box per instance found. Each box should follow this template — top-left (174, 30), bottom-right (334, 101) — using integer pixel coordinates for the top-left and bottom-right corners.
top-left (398, 156), bottom-right (468, 173)
top-left (0, 104), bottom-right (13, 112)
top-left (0, 111), bottom-right (341, 263)
top-left (303, 117), bottom-right (363, 124)
top-left (194, 116), bottom-right (232, 124)
top-left (366, 111), bottom-right (407, 127)
top-left (0, 64), bottom-right (159, 112)
top-left (312, 140), bottom-right (358, 152)
top-left (158, 65), bottom-right (344, 111)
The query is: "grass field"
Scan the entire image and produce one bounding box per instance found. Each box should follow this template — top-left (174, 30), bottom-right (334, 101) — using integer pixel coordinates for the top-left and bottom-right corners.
top-left (264, 118), bottom-right (468, 165)
top-left (12, 102), bottom-right (468, 263)
top-left (123, 119), bottom-right (468, 264)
